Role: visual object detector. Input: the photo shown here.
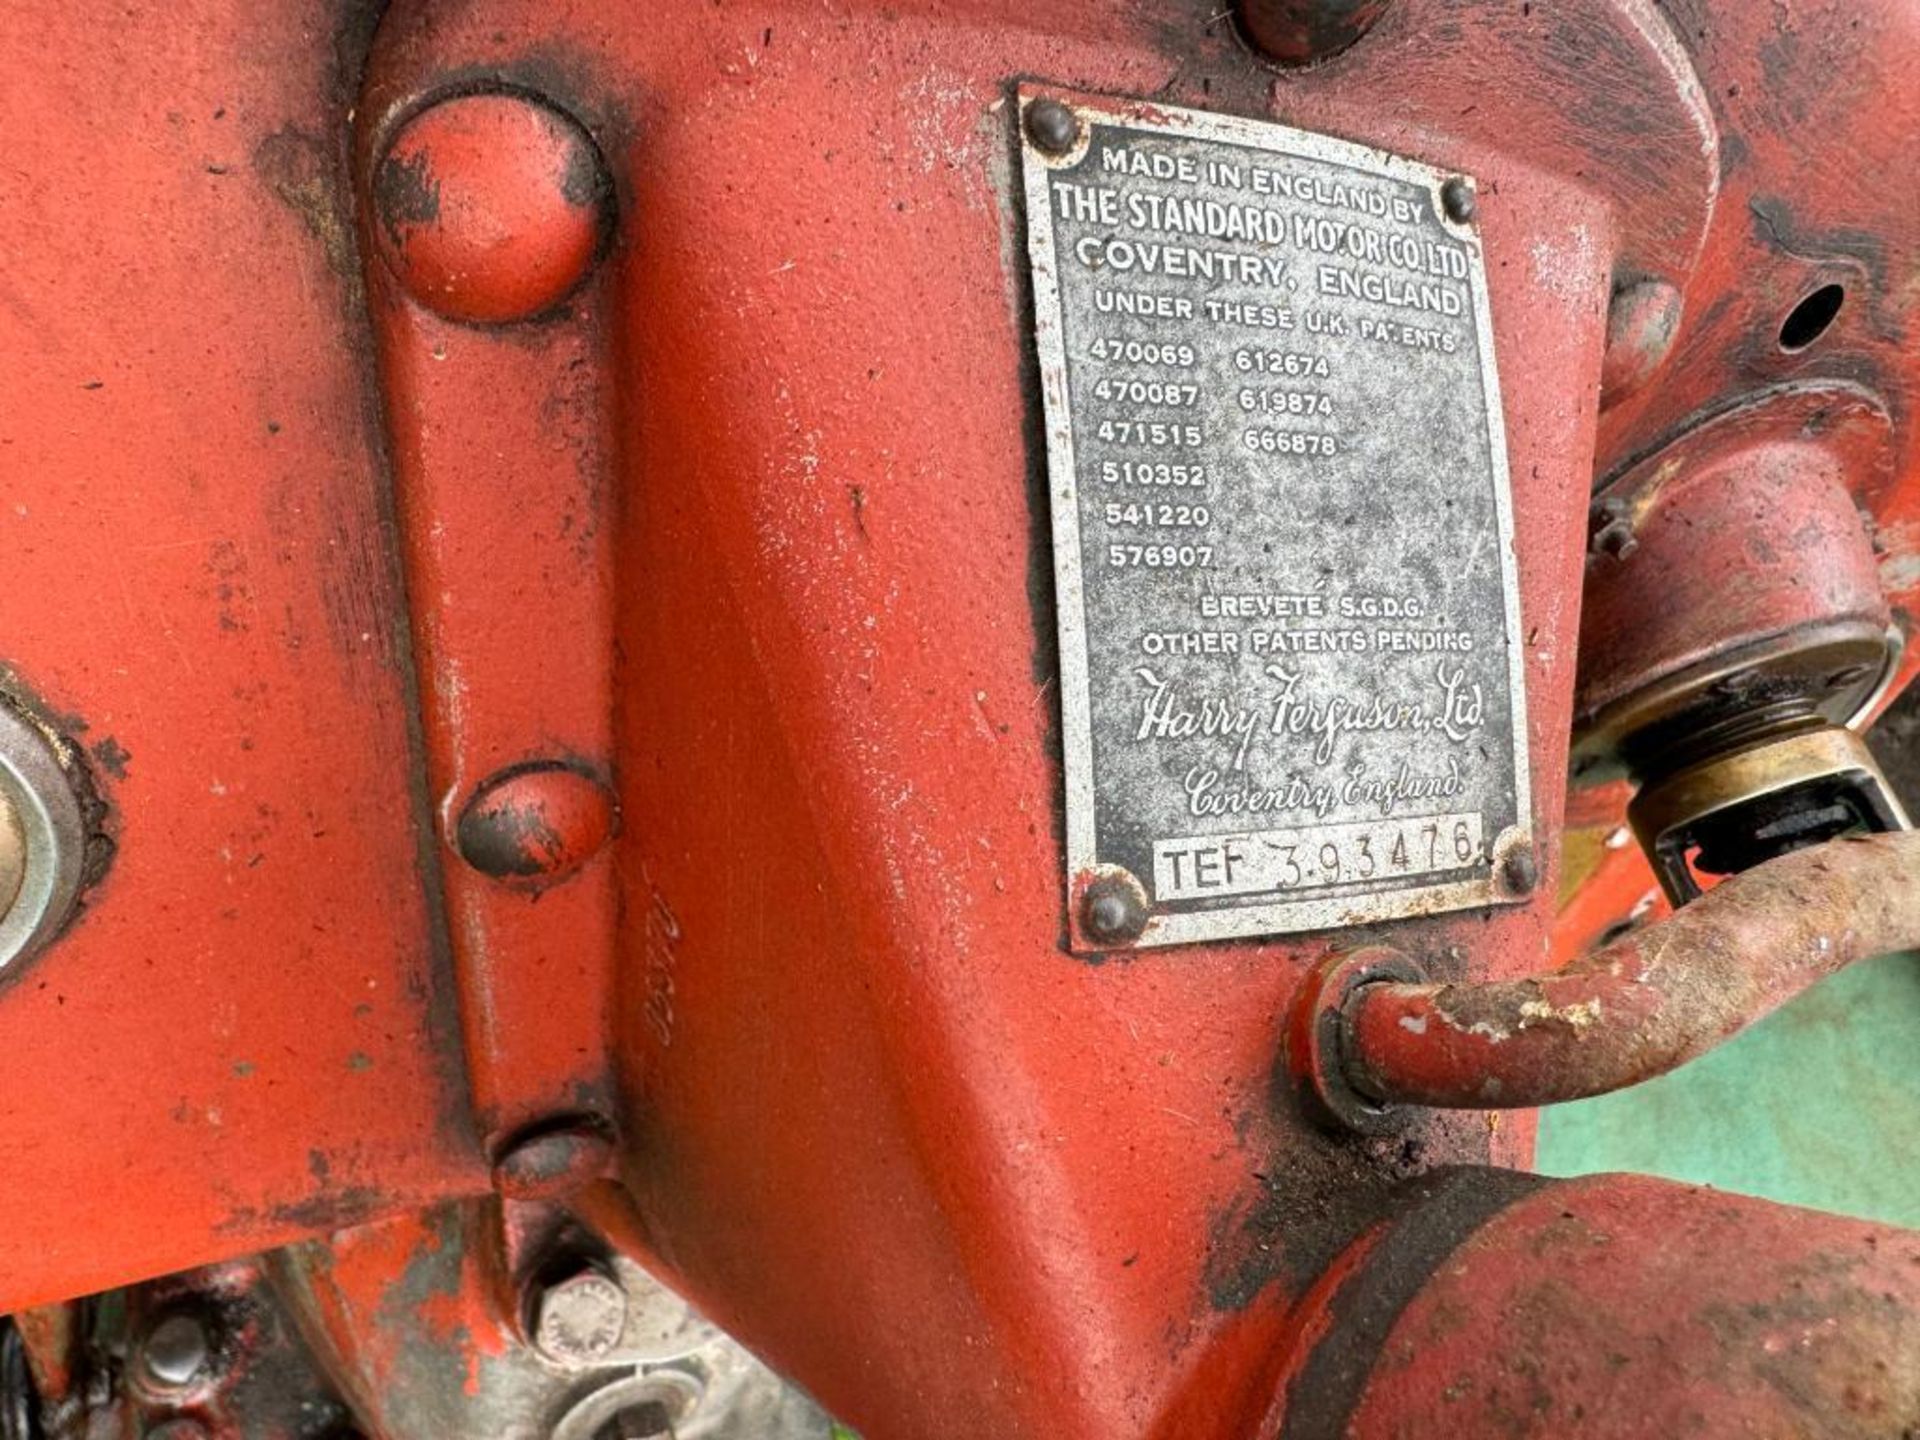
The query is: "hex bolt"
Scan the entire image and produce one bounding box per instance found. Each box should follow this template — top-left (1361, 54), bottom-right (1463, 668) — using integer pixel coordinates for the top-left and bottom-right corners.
top-left (139, 1313), bottom-right (210, 1389)
top-left (1440, 176), bottom-right (1478, 225)
top-left (1588, 497), bottom-right (1639, 559)
top-left (1081, 872), bottom-right (1148, 945)
top-left (1500, 847), bottom-right (1539, 897)
top-left (1024, 98), bottom-right (1081, 156)
top-left (531, 1266), bottom-right (629, 1368)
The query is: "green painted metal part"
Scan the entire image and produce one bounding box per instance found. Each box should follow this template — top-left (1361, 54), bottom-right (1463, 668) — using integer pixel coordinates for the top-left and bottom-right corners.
top-left (1535, 950), bottom-right (1920, 1228)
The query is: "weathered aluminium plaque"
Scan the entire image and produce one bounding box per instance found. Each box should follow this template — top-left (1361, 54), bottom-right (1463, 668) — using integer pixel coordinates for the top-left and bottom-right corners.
top-left (1019, 88), bottom-right (1531, 951)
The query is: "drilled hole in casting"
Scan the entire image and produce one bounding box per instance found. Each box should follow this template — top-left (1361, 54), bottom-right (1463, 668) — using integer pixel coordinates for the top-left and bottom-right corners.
top-left (1778, 283), bottom-right (1846, 352)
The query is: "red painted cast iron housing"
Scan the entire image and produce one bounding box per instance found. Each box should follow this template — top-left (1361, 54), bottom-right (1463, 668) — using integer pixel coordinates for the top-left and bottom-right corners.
top-left (4, 1), bottom-right (1920, 1437)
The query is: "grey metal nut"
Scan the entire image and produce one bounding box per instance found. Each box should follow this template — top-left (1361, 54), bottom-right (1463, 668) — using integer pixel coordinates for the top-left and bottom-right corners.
top-left (0, 698), bottom-right (88, 977)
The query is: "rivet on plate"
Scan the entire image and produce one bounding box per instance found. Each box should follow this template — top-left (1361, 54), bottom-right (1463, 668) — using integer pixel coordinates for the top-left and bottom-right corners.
top-left (1081, 871), bottom-right (1149, 945)
top-left (1025, 98), bottom-right (1081, 157)
top-left (1500, 847), bottom-right (1539, 897)
top-left (1440, 176), bottom-right (1478, 225)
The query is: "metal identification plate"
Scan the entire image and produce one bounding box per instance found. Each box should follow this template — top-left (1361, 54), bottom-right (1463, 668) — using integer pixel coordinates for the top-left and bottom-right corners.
top-left (1019, 88), bottom-right (1531, 951)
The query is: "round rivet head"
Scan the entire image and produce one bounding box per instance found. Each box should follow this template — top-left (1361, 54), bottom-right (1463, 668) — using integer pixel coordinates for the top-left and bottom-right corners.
top-left (455, 763), bottom-right (616, 886)
top-left (373, 93), bottom-right (609, 323)
top-left (1440, 177), bottom-right (1478, 224)
top-left (492, 1116), bottom-right (615, 1200)
top-left (1081, 872), bottom-right (1149, 945)
top-left (1025, 98), bottom-right (1081, 156)
top-left (1238, 0), bottom-right (1394, 66)
top-left (140, 1313), bottom-right (210, 1389)
top-left (1500, 847), bottom-right (1539, 897)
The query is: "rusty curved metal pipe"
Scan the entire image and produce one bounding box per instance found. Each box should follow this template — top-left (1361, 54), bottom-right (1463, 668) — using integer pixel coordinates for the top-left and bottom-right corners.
top-left (1341, 830), bottom-right (1920, 1110)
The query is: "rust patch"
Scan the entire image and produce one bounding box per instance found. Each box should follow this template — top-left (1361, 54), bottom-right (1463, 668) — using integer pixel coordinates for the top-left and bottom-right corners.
top-left (253, 126), bottom-right (356, 277)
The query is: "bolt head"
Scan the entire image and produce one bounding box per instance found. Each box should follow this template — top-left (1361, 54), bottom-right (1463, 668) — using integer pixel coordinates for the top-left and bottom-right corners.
top-left (1440, 176), bottom-right (1477, 224)
top-left (533, 1269), bottom-right (628, 1368)
top-left (1025, 98), bottom-right (1081, 156)
top-left (373, 93), bottom-right (609, 324)
top-left (1082, 873), bottom-right (1148, 944)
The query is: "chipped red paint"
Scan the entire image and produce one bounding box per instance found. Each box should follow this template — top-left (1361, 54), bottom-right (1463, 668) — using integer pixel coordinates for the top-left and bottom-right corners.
top-left (0, 0), bottom-right (480, 1312)
top-left (5, 2), bottom-right (1920, 1438)
top-left (268, 1204), bottom-right (546, 1436)
top-left (1279, 1173), bottom-right (1920, 1438)
top-left (454, 763), bottom-right (618, 886)
top-left (352, 47), bottom-right (626, 1147)
top-left (372, 92), bottom-right (609, 324)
